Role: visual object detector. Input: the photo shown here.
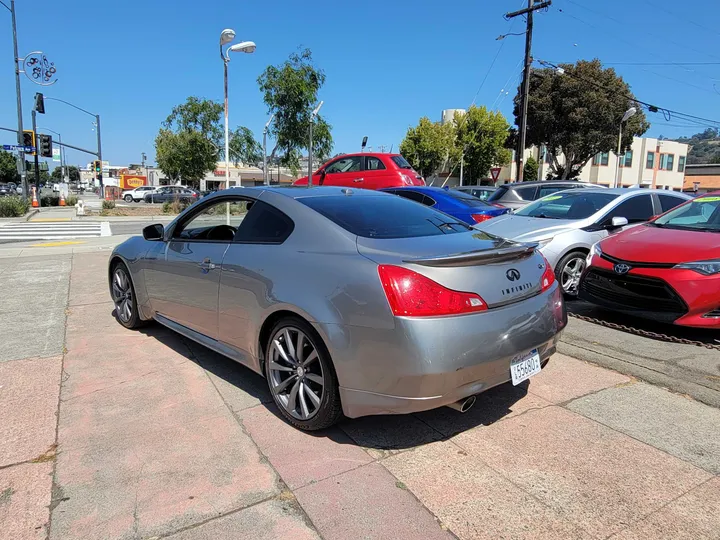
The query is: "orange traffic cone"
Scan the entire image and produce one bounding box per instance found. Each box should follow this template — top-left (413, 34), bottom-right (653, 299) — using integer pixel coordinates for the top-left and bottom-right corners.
top-left (31, 186), bottom-right (39, 208)
top-left (59, 190), bottom-right (66, 206)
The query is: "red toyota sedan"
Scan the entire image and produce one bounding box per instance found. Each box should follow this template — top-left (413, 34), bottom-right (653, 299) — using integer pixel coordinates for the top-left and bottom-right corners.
top-left (294, 153), bottom-right (424, 190)
top-left (579, 191), bottom-right (720, 328)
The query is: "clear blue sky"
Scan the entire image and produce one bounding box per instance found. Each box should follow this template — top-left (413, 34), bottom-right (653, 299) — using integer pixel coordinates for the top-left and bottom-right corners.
top-left (2, 0), bottom-right (719, 169)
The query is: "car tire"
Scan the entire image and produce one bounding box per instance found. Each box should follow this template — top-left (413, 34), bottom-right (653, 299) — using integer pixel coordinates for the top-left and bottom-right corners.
top-left (124, 194), bottom-right (133, 202)
top-left (110, 261), bottom-right (146, 329)
top-left (555, 251), bottom-right (587, 298)
top-left (264, 316), bottom-right (343, 431)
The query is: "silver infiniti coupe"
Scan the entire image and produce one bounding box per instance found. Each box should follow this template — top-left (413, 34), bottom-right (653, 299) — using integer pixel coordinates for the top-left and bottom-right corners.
top-left (109, 187), bottom-right (566, 430)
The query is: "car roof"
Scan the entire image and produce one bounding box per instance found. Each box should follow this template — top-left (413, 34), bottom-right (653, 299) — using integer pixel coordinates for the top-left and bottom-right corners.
top-left (501, 180), bottom-right (593, 188)
top-left (324, 152), bottom-right (402, 159)
top-left (209, 185), bottom-right (388, 201)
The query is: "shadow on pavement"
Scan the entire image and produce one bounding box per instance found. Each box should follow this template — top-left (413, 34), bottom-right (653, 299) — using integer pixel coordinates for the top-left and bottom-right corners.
top-left (567, 299), bottom-right (720, 346)
top-left (121, 312), bottom-right (531, 451)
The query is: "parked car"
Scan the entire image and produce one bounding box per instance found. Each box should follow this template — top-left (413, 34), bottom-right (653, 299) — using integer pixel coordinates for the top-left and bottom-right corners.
top-left (122, 185), bottom-right (158, 202)
top-left (380, 186), bottom-right (509, 225)
top-left (0, 184), bottom-right (14, 197)
top-left (144, 186), bottom-right (198, 204)
top-left (486, 180), bottom-right (600, 211)
top-left (452, 185), bottom-right (497, 201)
top-left (109, 187), bottom-right (566, 430)
top-left (294, 153), bottom-right (424, 189)
top-left (474, 188), bottom-right (692, 296)
top-left (580, 192), bottom-right (720, 328)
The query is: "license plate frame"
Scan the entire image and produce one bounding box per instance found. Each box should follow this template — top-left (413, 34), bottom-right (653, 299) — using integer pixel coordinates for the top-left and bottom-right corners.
top-left (510, 349), bottom-right (542, 385)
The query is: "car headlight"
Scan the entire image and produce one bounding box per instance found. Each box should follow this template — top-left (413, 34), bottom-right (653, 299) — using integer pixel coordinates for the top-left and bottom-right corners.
top-left (674, 259), bottom-right (720, 276)
top-left (587, 242), bottom-right (602, 265)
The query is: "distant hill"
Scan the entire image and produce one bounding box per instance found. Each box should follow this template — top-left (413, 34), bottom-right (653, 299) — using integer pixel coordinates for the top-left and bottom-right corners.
top-left (674, 128), bottom-right (720, 164)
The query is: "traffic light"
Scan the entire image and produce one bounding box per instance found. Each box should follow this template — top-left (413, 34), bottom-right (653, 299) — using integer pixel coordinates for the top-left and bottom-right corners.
top-left (23, 130), bottom-right (36, 155)
top-left (34, 93), bottom-right (45, 114)
top-left (93, 160), bottom-right (103, 183)
top-left (39, 134), bottom-right (52, 158)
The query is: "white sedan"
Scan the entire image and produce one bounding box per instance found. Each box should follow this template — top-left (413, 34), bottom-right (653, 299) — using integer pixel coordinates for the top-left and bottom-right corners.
top-left (121, 186), bottom-right (157, 202)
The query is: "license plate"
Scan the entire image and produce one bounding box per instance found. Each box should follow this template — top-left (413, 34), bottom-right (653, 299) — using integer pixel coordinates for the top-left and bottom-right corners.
top-left (510, 349), bottom-right (542, 385)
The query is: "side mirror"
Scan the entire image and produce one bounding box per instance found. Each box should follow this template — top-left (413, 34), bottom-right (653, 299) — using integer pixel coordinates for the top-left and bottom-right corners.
top-left (143, 223), bottom-right (164, 241)
top-left (610, 216), bottom-right (629, 228)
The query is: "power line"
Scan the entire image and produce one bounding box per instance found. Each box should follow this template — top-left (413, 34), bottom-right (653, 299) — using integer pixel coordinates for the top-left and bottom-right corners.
top-left (604, 62), bottom-right (720, 66)
top-left (639, 0), bottom-right (720, 40)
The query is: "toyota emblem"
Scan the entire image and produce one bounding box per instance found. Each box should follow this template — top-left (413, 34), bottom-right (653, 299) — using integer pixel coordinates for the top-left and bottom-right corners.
top-left (614, 263), bottom-right (631, 275)
top-left (506, 268), bottom-right (521, 281)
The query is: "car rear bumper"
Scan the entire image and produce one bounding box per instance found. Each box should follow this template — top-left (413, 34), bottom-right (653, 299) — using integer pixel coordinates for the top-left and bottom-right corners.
top-left (580, 255), bottom-right (720, 328)
top-left (317, 284), bottom-right (566, 418)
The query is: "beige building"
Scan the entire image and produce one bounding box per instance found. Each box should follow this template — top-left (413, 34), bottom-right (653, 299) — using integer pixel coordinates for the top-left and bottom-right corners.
top-left (499, 137), bottom-right (688, 191)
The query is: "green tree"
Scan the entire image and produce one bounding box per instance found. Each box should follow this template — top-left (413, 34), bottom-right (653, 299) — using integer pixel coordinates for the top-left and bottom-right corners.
top-left (51, 165), bottom-right (80, 183)
top-left (229, 126), bottom-right (262, 167)
top-left (155, 129), bottom-right (217, 187)
top-left (523, 155), bottom-right (539, 181)
top-left (163, 96), bottom-right (224, 148)
top-left (400, 117), bottom-right (456, 179)
top-left (456, 106), bottom-right (511, 184)
top-left (0, 150), bottom-right (20, 184)
top-left (514, 59), bottom-right (649, 179)
top-left (257, 48), bottom-right (332, 175)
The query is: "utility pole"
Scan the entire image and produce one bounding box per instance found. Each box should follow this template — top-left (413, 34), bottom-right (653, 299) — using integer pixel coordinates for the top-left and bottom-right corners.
top-left (505, 0), bottom-right (551, 182)
top-left (4, 0), bottom-right (27, 197)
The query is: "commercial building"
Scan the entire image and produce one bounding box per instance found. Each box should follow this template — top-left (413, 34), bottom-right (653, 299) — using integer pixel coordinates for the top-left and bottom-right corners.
top-left (682, 163), bottom-right (720, 194)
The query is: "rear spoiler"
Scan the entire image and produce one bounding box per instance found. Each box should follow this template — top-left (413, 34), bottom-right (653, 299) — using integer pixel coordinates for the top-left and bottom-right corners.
top-left (404, 243), bottom-right (537, 267)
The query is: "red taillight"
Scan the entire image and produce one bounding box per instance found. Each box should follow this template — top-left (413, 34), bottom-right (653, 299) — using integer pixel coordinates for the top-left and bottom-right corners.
top-left (378, 265), bottom-right (487, 317)
top-left (471, 213), bottom-right (493, 224)
top-left (540, 254), bottom-right (556, 292)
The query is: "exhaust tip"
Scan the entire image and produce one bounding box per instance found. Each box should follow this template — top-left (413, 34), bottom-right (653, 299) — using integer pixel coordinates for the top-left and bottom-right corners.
top-left (447, 395), bottom-right (477, 413)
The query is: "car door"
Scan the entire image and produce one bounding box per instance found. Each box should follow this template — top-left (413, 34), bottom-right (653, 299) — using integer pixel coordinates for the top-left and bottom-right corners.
top-left (362, 155), bottom-right (389, 189)
top-left (596, 193), bottom-right (655, 240)
top-left (218, 199), bottom-right (295, 366)
top-left (147, 196), bottom-right (247, 339)
top-left (322, 156), bottom-right (363, 188)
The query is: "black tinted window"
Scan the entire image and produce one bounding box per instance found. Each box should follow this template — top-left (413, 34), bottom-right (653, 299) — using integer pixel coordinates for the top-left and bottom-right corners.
top-left (299, 195), bottom-right (470, 239)
top-left (487, 186), bottom-right (508, 202)
top-left (605, 195), bottom-right (654, 224)
top-left (658, 194), bottom-right (685, 213)
top-left (391, 156), bottom-right (412, 169)
top-left (235, 200), bottom-right (294, 243)
top-left (515, 186), bottom-right (537, 201)
top-left (394, 190), bottom-right (426, 204)
top-left (446, 190), bottom-right (494, 208)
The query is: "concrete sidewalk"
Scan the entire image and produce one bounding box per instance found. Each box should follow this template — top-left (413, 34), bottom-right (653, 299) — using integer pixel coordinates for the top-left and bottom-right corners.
top-left (1, 252), bottom-right (718, 539)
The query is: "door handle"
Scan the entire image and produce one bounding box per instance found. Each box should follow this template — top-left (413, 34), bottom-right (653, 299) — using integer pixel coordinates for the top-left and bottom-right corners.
top-left (353, 177), bottom-right (364, 183)
top-left (198, 258), bottom-right (216, 271)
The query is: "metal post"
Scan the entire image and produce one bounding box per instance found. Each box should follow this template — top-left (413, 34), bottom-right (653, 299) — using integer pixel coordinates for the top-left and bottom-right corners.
top-left (95, 114), bottom-right (103, 197)
top-left (614, 124), bottom-right (622, 189)
top-left (9, 0), bottom-right (27, 197)
top-left (223, 60), bottom-right (230, 190)
top-left (307, 119), bottom-right (313, 188)
top-left (263, 129), bottom-right (268, 186)
top-left (459, 153), bottom-right (464, 186)
top-left (31, 109), bottom-right (40, 205)
top-left (516, 0), bottom-right (534, 182)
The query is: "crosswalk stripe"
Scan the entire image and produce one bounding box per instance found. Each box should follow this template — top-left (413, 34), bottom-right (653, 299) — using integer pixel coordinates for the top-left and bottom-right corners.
top-left (0, 221), bottom-right (111, 241)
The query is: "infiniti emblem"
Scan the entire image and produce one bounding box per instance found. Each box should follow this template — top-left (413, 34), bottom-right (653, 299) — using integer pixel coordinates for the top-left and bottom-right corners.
top-left (506, 268), bottom-right (521, 281)
top-left (614, 263), bottom-right (631, 275)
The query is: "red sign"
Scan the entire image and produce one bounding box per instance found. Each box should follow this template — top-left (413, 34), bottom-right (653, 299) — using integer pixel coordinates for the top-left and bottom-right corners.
top-left (490, 167), bottom-right (501, 181)
top-left (120, 175), bottom-right (147, 190)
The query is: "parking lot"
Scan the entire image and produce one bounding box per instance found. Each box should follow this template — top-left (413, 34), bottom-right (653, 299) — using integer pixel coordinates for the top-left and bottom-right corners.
top-left (0, 248), bottom-right (718, 540)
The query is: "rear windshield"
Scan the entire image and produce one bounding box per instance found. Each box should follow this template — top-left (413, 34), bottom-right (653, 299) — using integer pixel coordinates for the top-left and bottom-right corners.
top-left (391, 156), bottom-right (413, 169)
top-left (445, 190), bottom-right (494, 208)
top-left (299, 195), bottom-right (470, 239)
top-left (487, 186), bottom-right (508, 202)
top-left (515, 191), bottom-right (618, 220)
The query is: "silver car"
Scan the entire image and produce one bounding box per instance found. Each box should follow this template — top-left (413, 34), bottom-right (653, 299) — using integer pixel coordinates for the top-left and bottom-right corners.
top-left (474, 188), bottom-right (692, 296)
top-left (108, 187), bottom-right (566, 430)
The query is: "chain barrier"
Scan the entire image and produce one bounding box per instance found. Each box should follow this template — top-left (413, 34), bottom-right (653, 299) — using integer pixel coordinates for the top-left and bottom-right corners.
top-left (568, 312), bottom-right (720, 351)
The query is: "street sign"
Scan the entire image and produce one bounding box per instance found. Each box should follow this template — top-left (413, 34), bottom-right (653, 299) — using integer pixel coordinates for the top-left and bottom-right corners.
top-left (490, 167), bottom-right (501, 181)
top-left (52, 147), bottom-right (61, 162)
top-left (3, 144), bottom-right (35, 153)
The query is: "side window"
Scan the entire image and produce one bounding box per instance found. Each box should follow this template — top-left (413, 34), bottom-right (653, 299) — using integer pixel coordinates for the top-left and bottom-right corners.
top-left (325, 156), bottom-right (362, 174)
top-left (515, 186), bottom-right (538, 201)
top-left (421, 195), bottom-right (436, 206)
top-left (235, 200), bottom-right (294, 244)
top-left (604, 195), bottom-right (654, 224)
top-left (393, 190), bottom-right (426, 205)
top-left (538, 185), bottom-right (566, 198)
top-left (365, 156), bottom-right (386, 171)
top-left (174, 198), bottom-right (248, 240)
top-left (658, 194), bottom-right (685, 214)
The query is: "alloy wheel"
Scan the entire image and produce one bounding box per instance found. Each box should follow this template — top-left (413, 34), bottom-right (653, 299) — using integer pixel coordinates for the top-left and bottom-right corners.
top-left (561, 256), bottom-right (586, 295)
top-left (111, 267), bottom-right (134, 323)
top-left (268, 326), bottom-right (325, 420)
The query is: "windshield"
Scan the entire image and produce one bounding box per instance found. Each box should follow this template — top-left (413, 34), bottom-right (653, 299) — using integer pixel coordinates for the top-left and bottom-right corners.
top-left (445, 190), bottom-right (494, 208)
top-left (652, 195), bottom-right (720, 232)
top-left (515, 191), bottom-right (618, 220)
top-left (299, 194), bottom-right (471, 239)
top-left (391, 155), bottom-right (413, 170)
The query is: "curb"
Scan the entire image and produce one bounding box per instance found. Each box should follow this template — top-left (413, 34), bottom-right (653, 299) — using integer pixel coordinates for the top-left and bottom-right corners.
top-left (25, 209), bottom-right (40, 221)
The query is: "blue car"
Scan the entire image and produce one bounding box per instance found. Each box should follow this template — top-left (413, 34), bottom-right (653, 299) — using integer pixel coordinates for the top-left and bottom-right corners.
top-left (380, 186), bottom-right (509, 225)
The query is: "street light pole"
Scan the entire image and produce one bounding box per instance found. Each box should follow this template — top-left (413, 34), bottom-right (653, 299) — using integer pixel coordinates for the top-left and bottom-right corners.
top-left (307, 101), bottom-right (324, 188)
top-left (614, 107), bottom-right (637, 188)
top-left (263, 114), bottom-right (274, 186)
